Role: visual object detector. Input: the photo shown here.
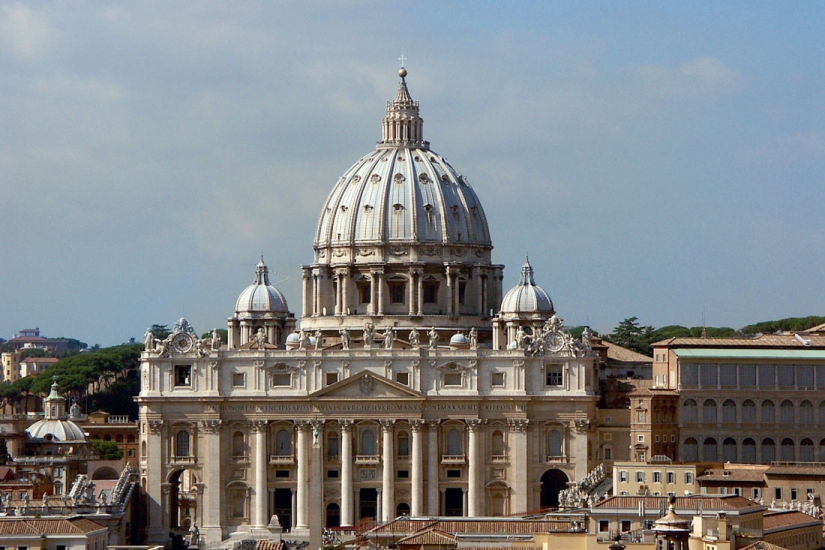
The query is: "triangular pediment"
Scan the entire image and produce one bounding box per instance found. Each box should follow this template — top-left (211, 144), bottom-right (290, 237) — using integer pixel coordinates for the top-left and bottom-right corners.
top-left (310, 371), bottom-right (424, 399)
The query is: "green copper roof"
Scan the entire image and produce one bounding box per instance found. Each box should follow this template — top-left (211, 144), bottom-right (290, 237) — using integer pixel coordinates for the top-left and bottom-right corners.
top-left (674, 348), bottom-right (825, 359)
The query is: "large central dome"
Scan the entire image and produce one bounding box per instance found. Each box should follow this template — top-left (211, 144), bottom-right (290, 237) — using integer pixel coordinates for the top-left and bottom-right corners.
top-left (313, 68), bottom-right (492, 261)
top-left (301, 68), bottom-right (503, 337)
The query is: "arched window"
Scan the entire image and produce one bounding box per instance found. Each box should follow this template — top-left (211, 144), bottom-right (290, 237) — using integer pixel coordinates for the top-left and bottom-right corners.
top-left (683, 438), bottom-right (698, 462)
top-left (175, 430), bottom-right (190, 457)
top-left (361, 429), bottom-right (376, 456)
top-left (491, 430), bottom-right (505, 456)
top-left (819, 439), bottom-right (825, 462)
top-left (703, 437), bottom-right (718, 461)
top-left (800, 438), bottom-right (814, 462)
top-left (723, 438), bottom-right (737, 462)
top-left (396, 503), bottom-right (410, 516)
top-left (799, 401), bottom-right (814, 424)
top-left (819, 401), bottom-right (825, 424)
top-left (232, 431), bottom-right (245, 457)
top-left (548, 430), bottom-right (563, 457)
top-left (275, 429), bottom-right (292, 456)
top-left (761, 438), bottom-right (775, 463)
top-left (780, 438), bottom-right (795, 461)
top-left (702, 399), bottom-right (717, 423)
top-left (447, 429), bottom-right (463, 455)
top-left (780, 400), bottom-right (795, 424)
top-left (115, 435), bottom-right (124, 443)
top-left (327, 433), bottom-right (339, 458)
top-left (104, 434), bottom-right (112, 442)
top-left (722, 400), bottom-right (736, 423)
top-left (397, 431), bottom-right (410, 457)
top-left (141, 441), bottom-right (147, 457)
top-left (128, 434), bottom-right (136, 443)
top-left (682, 399), bottom-right (697, 423)
top-left (741, 400), bottom-right (756, 423)
top-left (761, 400), bottom-right (775, 424)
top-left (742, 438), bottom-right (756, 463)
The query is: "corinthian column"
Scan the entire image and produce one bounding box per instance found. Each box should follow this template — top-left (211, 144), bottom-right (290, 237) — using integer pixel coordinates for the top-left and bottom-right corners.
top-left (340, 421), bottom-right (354, 526)
top-left (466, 419), bottom-right (484, 517)
top-left (200, 419), bottom-right (223, 540)
top-left (426, 420), bottom-right (440, 515)
top-left (250, 420), bottom-right (269, 530)
top-left (381, 419), bottom-right (395, 522)
top-left (295, 421), bottom-right (310, 530)
top-left (411, 420), bottom-right (424, 516)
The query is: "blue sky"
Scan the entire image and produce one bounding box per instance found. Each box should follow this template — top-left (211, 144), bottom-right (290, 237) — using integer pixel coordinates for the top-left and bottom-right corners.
top-left (1, 2), bottom-right (824, 346)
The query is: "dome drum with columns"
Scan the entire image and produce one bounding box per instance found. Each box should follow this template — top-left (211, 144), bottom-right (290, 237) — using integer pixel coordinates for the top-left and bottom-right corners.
top-left (301, 68), bottom-right (503, 342)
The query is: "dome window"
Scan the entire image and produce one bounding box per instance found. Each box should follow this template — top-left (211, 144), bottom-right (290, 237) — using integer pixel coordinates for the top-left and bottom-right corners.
top-left (340, 205), bottom-right (348, 213)
top-left (370, 174), bottom-right (381, 184)
top-left (351, 175), bottom-right (361, 184)
top-left (397, 156), bottom-right (405, 162)
top-left (414, 155), bottom-right (421, 162)
top-left (440, 174), bottom-right (450, 183)
top-left (363, 205), bottom-right (373, 212)
top-left (394, 173), bottom-right (405, 184)
top-left (419, 174), bottom-right (429, 184)
top-left (393, 203), bottom-right (404, 212)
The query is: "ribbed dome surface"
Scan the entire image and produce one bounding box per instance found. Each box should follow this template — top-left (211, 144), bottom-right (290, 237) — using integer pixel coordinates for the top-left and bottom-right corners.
top-left (26, 419), bottom-right (86, 442)
top-left (235, 257), bottom-right (289, 315)
top-left (500, 258), bottom-right (554, 314)
top-left (314, 70), bottom-right (492, 258)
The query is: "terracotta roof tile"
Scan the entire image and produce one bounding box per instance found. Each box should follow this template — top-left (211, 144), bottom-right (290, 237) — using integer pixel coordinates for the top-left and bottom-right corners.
top-left (398, 528), bottom-right (457, 545)
top-left (652, 335), bottom-right (825, 348)
top-left (697, 468), bottom-right (768, 482)
top-left (765, 465), bottom-right (825, 476)
top-left (763, 511), bottom-right (821, 531)
top-left (593, 495), bottom-right (761, 512)
top-left (739, 541), bottom-right (789, 550)
top-left (0, 518), bottom-right (106, 535)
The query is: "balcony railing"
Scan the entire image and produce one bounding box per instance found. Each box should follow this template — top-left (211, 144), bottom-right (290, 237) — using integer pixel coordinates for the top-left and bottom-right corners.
top-left (441, 454), bottom-right (466, 464)
top-left (491, 454), bottom-right (508, 463)
top-left (170, 455), bottom-right (196, 464)
top-left (355, 454), bottom-right (380, 464)
top-left (269, 454), bottom-right (296, 465)
top-left (545, 455), bottom-right (569, 464)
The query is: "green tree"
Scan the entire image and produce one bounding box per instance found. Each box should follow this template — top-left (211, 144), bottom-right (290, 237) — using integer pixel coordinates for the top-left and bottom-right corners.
top-left (741, 316), bottom-right (825, 335)
top-left (91, 439), bottom-right (123, 460)
top-left (150, 324), bottom-right (172, 340)
top-left (201, 328), bottom-right (228, 342)
top-left (606, 317), bottom-right (655, 357)
top-left (569, 326), bottom-right (599, 340)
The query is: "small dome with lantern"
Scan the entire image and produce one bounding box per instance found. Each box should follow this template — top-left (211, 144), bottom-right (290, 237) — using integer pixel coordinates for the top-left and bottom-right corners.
top-left (235, 257), bottom-right (290, 317)
top-left (499, 258), bottom-right (554, 317)
top-left (25, 379), bottom-right (87, 443)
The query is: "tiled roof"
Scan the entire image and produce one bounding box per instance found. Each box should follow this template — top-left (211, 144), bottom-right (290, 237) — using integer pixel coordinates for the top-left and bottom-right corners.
top-left (763, 511), bottom-right (821, 531)
top-left (430, 520), bottom-right (573, 534)
top-left (652, 334), bottom-right (825, 348)
top-left (697, 468), bottom-right (768, 482)
top-left (593, 495), bottom-right (761, 512)
top-left (601, 341), bottom-right (653, 363)
top-left (398, 528), bottom-right (457, 545)
top-left (739, 542), bottom-right (789, 550)
top-left (0, 518), bottom-right (106, 535)
top-left (765, 465), bottom-right (825, 476)
top-left (368, 518), bottom-right (438, 534)
top-left (20, 357), bottom-right (58, 364)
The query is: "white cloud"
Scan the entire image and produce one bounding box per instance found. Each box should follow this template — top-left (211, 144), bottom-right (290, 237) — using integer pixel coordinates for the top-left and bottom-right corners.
top-left (0, 2), bottom-right (55, 61)
top-left (636, 56), bottom-right (742, 98)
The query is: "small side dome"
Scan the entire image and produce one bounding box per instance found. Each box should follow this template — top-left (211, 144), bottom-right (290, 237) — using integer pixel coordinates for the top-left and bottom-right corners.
top-left (26, 419), bottom-right (87, 442)
top-left (285, 332), bottom-right (301, 345)
top-left (450, 333), bottom-right (469, 349)
top-left (235, 257), bottom-right (289, 317)
top-left (499, 258), bottom-right (554, 315)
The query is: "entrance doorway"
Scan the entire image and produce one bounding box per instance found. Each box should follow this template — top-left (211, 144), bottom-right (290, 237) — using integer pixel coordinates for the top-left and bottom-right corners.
top-left (540, 469), bottom-right (569, 509)
top-left (444, 488), bottom-right (463, 516)
top-left (168, 469), bottom-right (198, 530)
top-left (359, 488), bottom-right (377, 520)
top-left (274, 488), bottom-right (292, 531)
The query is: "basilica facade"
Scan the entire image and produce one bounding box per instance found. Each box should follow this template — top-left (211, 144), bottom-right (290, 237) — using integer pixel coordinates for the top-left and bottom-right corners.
top-left (137, 68), bottom-right (599, 545)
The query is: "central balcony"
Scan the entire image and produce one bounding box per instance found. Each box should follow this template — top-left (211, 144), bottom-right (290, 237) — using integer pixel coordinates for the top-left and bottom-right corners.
top-left (441, 454), bottom-right (466, 465)
top-left (269, 454), bottom-right (296, 465)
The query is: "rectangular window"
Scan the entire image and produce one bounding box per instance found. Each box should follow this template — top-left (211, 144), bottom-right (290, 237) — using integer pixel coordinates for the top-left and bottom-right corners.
top-left (720, 365), bottom-right (737, 387)
top-left (604, 446), bottom-right (612, 460)
top-left (389, 282), bottom-right (406, 304)
top-left (232, 372), bottom-right (245, 387)
top-left (325, 372), bottom-right (339, 386)
top-left (700, 363), bottom-right (718, 387)
top-left (667, 472), bottom-right (675, 484)
top-left (636, 471), bottom-right (645, 483)
top-left (444, 373), bottom-right (462, 387)
top-left (599, 520), bottom-right (609, 533)
top-left (655, 435), bottom-right (660, 442)
top-left (446, 469), bottom-right (461, 478)
top-left (395, 372), bottom-right (409, 386)
top-left (733, 487), bottom-right (741, 496)
top-left (637, 411), bottom-right (646, 422)
top-left (638, 435), bottom-right (645, 442)
top-left (621, 520), bottom-right (631, 533)
top-left (423, 282), bottom-right (438, 304)
top-left (359, 283), bottom-right (371, 304)
top-left (751, 488), bottom-right (761, 499)
top-left (604, 416), bottom-right (612, 424)
top-left (397, 470), bottom-right (409, 479)
top-left (653, 472), bottom-right (662, 483)
top-left (739, 364), bottom-right (756, 386)
top-left (791, 488), bottom-right (798, 501)
top-left (491, 372), bottom-right (505, 387)
top-left (458, 281), bottom-right (467, 305)
top-left (275, 470), bottom-right (290, 479)
top-left (327, 470), bottom-right (339, 479)
top-left (174, 365), bottom-right (192, 387)
top-left (128, 449), bottom-right (135, 457)
top-left (604, 433), bottom-right (612, 441)
top-left (546, 365), bottom-right (563, 386)
top-left (775, 487), bottom-right (782, 500)
top-left (685, 472), bottom-right (694, 484)
top-left (271, 373), bottom-right (291, 387)
top-left (619, 471), bottom-right (628, 482)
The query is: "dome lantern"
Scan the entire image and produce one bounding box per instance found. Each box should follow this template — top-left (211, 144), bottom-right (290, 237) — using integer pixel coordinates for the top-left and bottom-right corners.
top-left (379, 68), bottom-right (428, 149)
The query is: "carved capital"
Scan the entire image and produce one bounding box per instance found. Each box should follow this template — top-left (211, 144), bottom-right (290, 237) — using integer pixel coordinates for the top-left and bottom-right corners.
top-left (253, 360), bottom-right (265, 369)
top-left (410, 419), bottom-right (425, 433)
top-left (507, 419), bottom-right (530, 433)
top-left (424, 419), bottom-right (441, 428)
top-left (379, 419), bottom-right (396, 432)
top-left (147, 420), bottom-right (163, 435)
top-left (200, 419), bottom-right (223, 433)
top-left (295, 420), bottom-right (311, 432)
top-left (573, 419), bottom-right (590, 434)
top-left (339, 420), bottom-right (354, 433)
top-left (248, 420), bottom-right (268, 433)
top-left (466, 418), bottom-right (485, 432)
